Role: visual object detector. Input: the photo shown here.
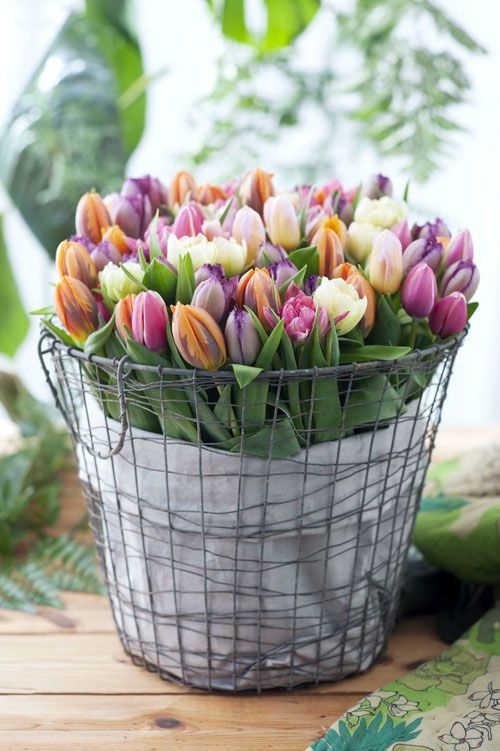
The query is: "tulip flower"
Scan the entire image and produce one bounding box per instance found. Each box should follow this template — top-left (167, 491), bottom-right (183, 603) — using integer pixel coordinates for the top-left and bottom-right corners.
top-left (354, 196), bottom-right (406, 228)
top-left (445, 229), bottom-right (474, 267)
top-left (239, 168), bottom-right (274, 215)
top-left (104, 192), bottom-right (153, 239)
top-left (391, 219), bottom-right (412, 250)
top-left (231, 206), bottom-right (266, 264)
top-left (197, 183), bottom-right (227, 205)
top-left (54, 276), bottom-right (99, 344)
top-left (268, 258), bottom-right (299, 288)
top-left (99, 262), bottom-right (144, 302)
top-left (171, 201), bottom-right (204, 238)
top-left (121, 175), bottom-right (168, 213)
top-left (90, 240), bottom-right (122, 272)
top-left (346, 222), bottom-right (380, 263)
top-left (101, 224), bottom-right (130, 254)
top-left (56, 240), bottom-right (98, 289)
top-left (322, 215), bottom-right (347, 248)
top-left (305, 205), bottom-right (329, 244)
top-left (334, 263), bottom-right (376, 337)
top-left (95, 293), bottom-right (111, 323)
top-left (171, 303), bottom-right (226, 370)
top-left (402, 236), bottom-right (444, 274)
top-left (225, 308), bottom-right (261, 365)
top-left (303, 275), bottom-right (319, 296)
top-left (335, 195), bottom-right (354, 226)
top-left (313, 277), bottom-right (367, 336)
top-left (412, 217), bottom-right (450, 240)
top-left (132, 291), bottom-right (169, 352)
top-left (191, 270), bottom-right (237, 323)
top-left (368, 230), bottom-right (403, 295)
top-left (145, 215), bottom-right (172, 256)
top-left (362, 173), bottom-right (393, 199)
top-left (440, 259), bottom-right (480, 301)
top-left (75, 192), bottom-right (111, 244)
top-left (69, 235), bottom-right (96, 253)
top-left (255, 242), bottom-right (288, 268)
top-left (236, 267), bottom-right (281, 330)
top-left (167, 234), bottom-right (247, 277)
top-left (429, 292), bottom-right (468, 338)
top-left (313, 227), bottom-right (344, 278)
top-left (115, 294), bottom-right (137, 339)
top-left (401, 263), bottom-right (438, 318)
top-left (169, 170), bottom-right (197, 208)
top-left (263, 195), bottom-right (301, 251)
top-left (281, 288), bottom-right (328, 344)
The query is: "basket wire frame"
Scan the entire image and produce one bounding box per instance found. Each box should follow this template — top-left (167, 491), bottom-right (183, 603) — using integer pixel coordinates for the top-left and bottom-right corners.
top-left (39, 330), bottom-right (464, 691)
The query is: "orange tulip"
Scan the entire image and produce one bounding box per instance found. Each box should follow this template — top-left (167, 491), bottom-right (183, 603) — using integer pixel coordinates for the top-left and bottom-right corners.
top-left (238, 168), bottom-right (274, 215)
top-left (334, 263), bottom-right (376, 336)
top-left (115, 294), bottom-right (137, 340)
top-left (101, 224), bottom-right (129, 254)
top-left (169, 170), bottom-right (197, 207)
top-left (54, 276), bottom-right (99, 344)
top-left (171, 303), bottom-right (226, 370)
top-left (197, 183), bottom-right (227, 205)
top-left (313, 227), bottom-right (344, 279)
top-left (55, 240), bottom-right (98, 289)
top-left (235, 267), bottom-right (281, 331)
top-left (75, 192), bottom-right (111, 244)
top-left (322, 215), bottom-right (347, 248)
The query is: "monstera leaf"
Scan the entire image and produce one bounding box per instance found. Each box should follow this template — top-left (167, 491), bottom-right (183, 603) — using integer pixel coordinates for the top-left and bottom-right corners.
top-left (0, 1), bottom-right (145, 258)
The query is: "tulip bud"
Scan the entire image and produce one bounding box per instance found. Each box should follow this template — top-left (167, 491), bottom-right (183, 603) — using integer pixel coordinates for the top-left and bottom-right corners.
top-left (54, 276), bottom-right (99, 344)
top-left (171, 201), bottom-right (204, 238)
top-left (170, 170), bottom-right (197, 207)
top-left (346, 222), bottom-right (380, 263)
top-left (191, 271), bottom-right (236, 323)
top-left (401, 263), bottom-right (438, 318)
top-left (391, 219), bottom-right (412, 250)
top-left (115, 294), bottom-right (137, 339)
top-left (362, 174), bottom-right (393, 199)
top-left (268, 258), bottom-right (299, 288)
top-left (445, 229), bottom-right (474, 268)
top-left (412, 217), bottom-right (450, 240)
top-left (101, 224), bottom-right (130, 254)
top-left (313, 227), bottom-right (344, 278)
top-left (121, 175), bottom-right (168, 213)
top-left (145, 215), bottom-right (172, 256)
top-left (132, 291), bottom-right (169, 352)
top-left (336, 195), bottom-right (354, 226)
top-left (75, 192), bottom-right (111, 244)
top-left (305, 206), bottom-right (328, 244)
top-left (440, 259), bottom-right (479, 301)
top-left (105, 193), bottom-right (153, 239)
top-left (282, 289), bottom-right (328, 344)
top-left (255, 242), bottom-right (288, 268)
top-left (313, 277), bottom-right (368, 336)
top-left (231, 206), bottom-right (266, 264)
top-left (263, 195), bottom-right (301, 251)
top-left (368, 230), bottom-right (403, 294)
top-left (239, 168), bottom-right (274, 215)
top-left (402, 236), bottom-right (444, 274)
top-left (171, 303), bottom-right (226, 370)
top-left (322, 215), bottom-right (347, 248)
top-left (429, 292), bottom-right (468, 338)
top-left (99, 262), bottom-right (144, 302)
top-left (90, 240), bottom-right (122, 272)
top-left (236, 267), bottom-right (281, 331)
top-left (225, 308), bottom-right (261, 365)
top-left (56, 240), bottom-right (98, 289)
top-left (334, 264), bottom-right (376, 337)
top-left (197, 183), bottom-right (227, 205)
top-left (354, 196), bottom-right (406, 228)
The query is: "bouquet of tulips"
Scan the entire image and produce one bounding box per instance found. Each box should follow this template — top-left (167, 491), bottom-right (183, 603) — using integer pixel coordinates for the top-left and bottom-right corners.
top-left (42, 168), bottom-right (479, 457)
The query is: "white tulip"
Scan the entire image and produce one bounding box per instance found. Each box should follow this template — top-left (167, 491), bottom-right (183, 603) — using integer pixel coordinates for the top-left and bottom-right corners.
top-left (354, 196), bottom-right (407, 228)
top-left (313, 277), bottom-right (367, 336)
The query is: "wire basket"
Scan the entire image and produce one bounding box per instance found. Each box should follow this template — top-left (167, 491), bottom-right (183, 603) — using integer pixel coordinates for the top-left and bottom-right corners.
top-left (39, 329), bottom-right (464, 691)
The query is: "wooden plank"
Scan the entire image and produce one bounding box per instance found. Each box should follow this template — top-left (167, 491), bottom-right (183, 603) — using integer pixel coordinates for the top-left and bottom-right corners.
top-left (0, 615), bottom-right (445, 696)
top-left (0, 593), bottom-right (114, 635)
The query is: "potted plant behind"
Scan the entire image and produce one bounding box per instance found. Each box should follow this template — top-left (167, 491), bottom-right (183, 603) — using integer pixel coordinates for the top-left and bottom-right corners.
top-left (38, 168), bottom-right (478, 690)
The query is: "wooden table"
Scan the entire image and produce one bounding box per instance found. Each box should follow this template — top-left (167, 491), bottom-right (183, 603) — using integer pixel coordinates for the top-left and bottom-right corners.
top-left (0, 425), bottom-right (497, 751)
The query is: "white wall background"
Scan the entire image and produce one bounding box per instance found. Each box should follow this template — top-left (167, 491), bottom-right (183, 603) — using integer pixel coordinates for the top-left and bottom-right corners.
top-left (0, 0), bottom-right (499, 425)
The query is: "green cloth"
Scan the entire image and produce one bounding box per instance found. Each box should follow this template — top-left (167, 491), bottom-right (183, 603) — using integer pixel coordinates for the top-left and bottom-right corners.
top-left (308, 608), bottom-right (500, 750)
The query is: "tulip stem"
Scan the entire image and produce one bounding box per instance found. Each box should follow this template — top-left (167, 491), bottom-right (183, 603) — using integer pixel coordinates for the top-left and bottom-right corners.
top-left (409, 319), bottom-right (419, 350)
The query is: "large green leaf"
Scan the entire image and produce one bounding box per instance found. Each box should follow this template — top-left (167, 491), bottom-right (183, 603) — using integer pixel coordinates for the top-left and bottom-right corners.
top-left (0, 216), bottom-right (29, 356)
top-left (207, 0), bottom-right (320, 50)
top-left (0, 8), bottom-right (145, 257)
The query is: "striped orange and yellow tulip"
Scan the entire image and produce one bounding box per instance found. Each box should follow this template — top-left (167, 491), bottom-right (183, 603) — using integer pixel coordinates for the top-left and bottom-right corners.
top-left (171, 303), bottom-right (226, 370)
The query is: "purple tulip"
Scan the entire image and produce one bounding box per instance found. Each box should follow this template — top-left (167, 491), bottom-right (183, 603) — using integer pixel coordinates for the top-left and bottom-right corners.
top-left (440, 259), bottom-right (479, 301)
top-left (268, 258), bottom-right (299, 288)
top-left (131, 291), bottom-right (168, 352)
top-left (362, 173), bottom-right (393, 199)
top-left (402, 236), bottom-right (444, 274)
top-left (145, 215), bottom-right (172, 255)
top-left (336, 195), bottom-right (354, 226)
top-left (191, 265), bottom-right (237, 322)
top-left (69, 234), bottom-right (96, 253)
top-left (194, 263), bottom-right (226, 285)
top-left (90, 240), bottom-right (122, 271)
top-left (391, 219), bottom-right (412, 250)
top-left (255, 242), bottom-right (288, 268)
top-left (104, 192), bottom-right (153, 239)
top-left (412, 217), bottom-right (451, 240)
top-left (171, 201), bottom-right (204, 238)
top-left (445, 229), bottom-right (474, 268)
top-left (429, 292), bottom-right (467, 338)
top-left (281, 288), bottom-right (328, 343)
top-left (121, 175), bottom-right (168, 213)
top-left (401, 263), bottom-right (438, 318)
top-left (225, 308), bottom-right (261, 365)
top-left (303, 275), bottom-right (319, 296)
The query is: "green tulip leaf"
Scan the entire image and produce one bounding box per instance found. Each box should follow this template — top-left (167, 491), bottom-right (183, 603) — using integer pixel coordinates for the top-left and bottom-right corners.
top-left (339, 344), bottom-right (411, 363)
top-left (467, 301), bottom-right (479, 319)
top-left (287, 245), bottom-right (319, 275)
top-left (255, 318), bottom-right (284, 369)
top-left (368, 295), bottom-right (401, 346)
top-left (83, 310), bottom-right (116, 355)
top-left (344, 374), bottom-right (403, 429)
top-left (175, 254), bottom-right (195, 304)
top-left (0, 216), bottom-right (29, 357)
top-left (278, 265), bottom-right (307, 297)
top-left (147, 212), bottom-right (163, 260)
top-left (42, 319), bottom-right (78, 348)
top-left (229, 418), bottom-right (302, 459)
top-left (143, 258), bottom-right (178, 304)
top-left (231, 364), bottom-right (263, 389)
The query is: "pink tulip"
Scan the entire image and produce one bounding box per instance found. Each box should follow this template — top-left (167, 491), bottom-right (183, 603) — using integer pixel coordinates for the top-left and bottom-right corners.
top-left (131, 291), bottom-right (168, 352)
top-left (429, 293), bottom-right (467, 338)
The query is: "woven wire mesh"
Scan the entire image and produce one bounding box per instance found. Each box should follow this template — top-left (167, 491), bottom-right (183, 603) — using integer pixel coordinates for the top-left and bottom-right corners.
top-left (39, 330), bottom-right (464, 691)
